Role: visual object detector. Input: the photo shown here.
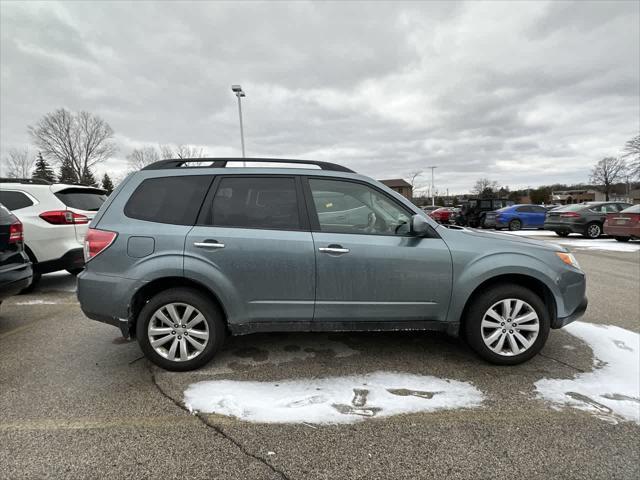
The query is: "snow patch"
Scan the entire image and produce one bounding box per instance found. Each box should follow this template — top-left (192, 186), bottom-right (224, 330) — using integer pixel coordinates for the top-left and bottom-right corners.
top-left (553, 238), bottom-right (640, 253)
top-left (13, 299), bottom-right (61, 305)
top-left (184, 372), bottom-right (484, 424)
top-left (535, 322), bottom-right (640, 424)
top-left (500, 230), bottom-right (555, 237)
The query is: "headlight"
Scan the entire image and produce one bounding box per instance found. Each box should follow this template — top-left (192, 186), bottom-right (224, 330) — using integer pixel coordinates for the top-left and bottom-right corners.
top-left (556, 251), bottom-right (580, 269)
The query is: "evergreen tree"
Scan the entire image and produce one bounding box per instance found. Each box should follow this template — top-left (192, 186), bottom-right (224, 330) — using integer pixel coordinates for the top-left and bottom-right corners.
top-left (101, 173), bottom-right (114, 194)
top-left (80, 165), bottom-right (98, 187)
top-left (58, 158), bottom-right (78, 184)
top-left (31, 152), bottom-right (56, 182)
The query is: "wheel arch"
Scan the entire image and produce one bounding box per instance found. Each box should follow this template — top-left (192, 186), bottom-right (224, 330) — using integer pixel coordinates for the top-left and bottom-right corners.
top-left (457, 273), bottom-right (557, 337)
top-left (129, 276), bottom-right (229, 337)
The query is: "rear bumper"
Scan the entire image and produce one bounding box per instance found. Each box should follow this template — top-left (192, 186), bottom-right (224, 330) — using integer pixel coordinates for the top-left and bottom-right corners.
top-left (604, 225), bottom-right (640, 238)
top-left (552, 296), bottom-right (588, 329)
top-left (77, 270), bottom-right (145, 337)
top-left (36, 248), bottom-right (84, 274)
top-left (0, 264), bottom-right (33, 300)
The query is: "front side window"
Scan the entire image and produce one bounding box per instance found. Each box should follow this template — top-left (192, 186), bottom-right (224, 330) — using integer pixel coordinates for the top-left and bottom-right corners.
top-left (124, 175), bottom-right (212, 225)
top-left (0, 191), bottom-right (34, 211)
top-left (309, 178), bottom-right (411, 235)
top-left (210, 177), bottom-right (300, 230)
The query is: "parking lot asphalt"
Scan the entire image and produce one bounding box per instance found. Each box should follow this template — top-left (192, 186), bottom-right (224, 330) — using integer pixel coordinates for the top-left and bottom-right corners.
top-left (1, 233), bottom-right (638, 480)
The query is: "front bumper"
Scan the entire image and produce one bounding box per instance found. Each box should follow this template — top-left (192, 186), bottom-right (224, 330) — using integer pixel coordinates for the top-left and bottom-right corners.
top-left (552, 296), bottom-right (588, 329)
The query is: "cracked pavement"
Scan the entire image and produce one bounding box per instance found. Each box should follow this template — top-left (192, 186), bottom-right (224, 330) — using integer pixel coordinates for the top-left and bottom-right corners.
top-left (0, 243), bottom-right (638, 479)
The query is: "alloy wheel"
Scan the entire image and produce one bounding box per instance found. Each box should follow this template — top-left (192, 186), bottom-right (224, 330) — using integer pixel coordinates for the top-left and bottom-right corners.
top-left (481, 298), bottom-right (539, 356)
top-left (147, 302), bottom-right (209, 362)
top-left (587, 224), bottom-right (601, 238)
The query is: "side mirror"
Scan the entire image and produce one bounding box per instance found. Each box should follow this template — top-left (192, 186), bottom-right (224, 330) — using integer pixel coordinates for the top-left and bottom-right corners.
top-left (410, 214), bottom-right (430, 236)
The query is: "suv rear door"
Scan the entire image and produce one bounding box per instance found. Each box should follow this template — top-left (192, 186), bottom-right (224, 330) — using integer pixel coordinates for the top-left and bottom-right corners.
top-left (185, 176), bottom-right (315, 328)
top-left (51, 186), bottom-right (107, 243)
top-left (304, 177), bottom-right (452, 325)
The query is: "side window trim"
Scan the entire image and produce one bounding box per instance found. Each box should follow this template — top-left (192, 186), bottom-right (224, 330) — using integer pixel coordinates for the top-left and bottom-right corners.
top-left (196, 174), bottom-right (310, 232)
top-left (301, 176), bottom-right (436, 238)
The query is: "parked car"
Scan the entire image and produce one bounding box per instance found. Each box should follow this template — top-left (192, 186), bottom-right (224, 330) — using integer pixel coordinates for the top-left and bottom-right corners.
top-left (0, 179), bottom-right (107, 290)
top-left (0, 203), bottom-right (32, 306)
top-left (428, 207), bottom-right (457, 224)
top-left (604, 204), bottom-right (640, 242)
top-left (544, 201), bottom-right (632, 238)
top-left (488, 204), bottom-right (548, 231)
top-left (455, 197), bottom-right (513, 228)
top-left (421, 205), bottom-right (442, 213)
top-left (78, 158), bottom-right (587, 371)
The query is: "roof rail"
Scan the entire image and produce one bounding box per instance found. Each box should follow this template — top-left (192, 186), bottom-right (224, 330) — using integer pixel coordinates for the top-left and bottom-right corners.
top-left (0, 177), bottom-right (52, 185)
top-left (141, 158), bottom-right (355, 173)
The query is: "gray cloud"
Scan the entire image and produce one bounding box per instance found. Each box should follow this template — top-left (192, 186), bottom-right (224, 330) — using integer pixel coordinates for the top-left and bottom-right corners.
top-left (1, 0), bottom-right (638, 193)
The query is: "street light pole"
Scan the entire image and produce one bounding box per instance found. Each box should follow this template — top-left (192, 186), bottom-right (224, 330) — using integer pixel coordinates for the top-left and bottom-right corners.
top-left (231, 85), bottom-right (246, 166)
top-left (428, 166), bottom-right (437, 206)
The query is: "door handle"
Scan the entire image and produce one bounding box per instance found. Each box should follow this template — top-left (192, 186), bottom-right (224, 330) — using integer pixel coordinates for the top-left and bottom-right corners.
top-left (318, 245), bottom-right (349, 254)
top-left (194, 240), bottom-right (225, 249)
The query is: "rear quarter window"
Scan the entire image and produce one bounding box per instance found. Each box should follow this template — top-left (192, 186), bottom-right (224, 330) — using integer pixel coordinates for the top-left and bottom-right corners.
top-left (0, 190), bottom-right (34, 210)
top-left (124, 175), bottom-right (213, 225)
top-left (55, 188), bottom-right (107, 211)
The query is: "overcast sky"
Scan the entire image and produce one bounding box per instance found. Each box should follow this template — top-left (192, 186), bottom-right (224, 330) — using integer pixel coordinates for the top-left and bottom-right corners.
top-left (1, 0), bottom-right (638, 193)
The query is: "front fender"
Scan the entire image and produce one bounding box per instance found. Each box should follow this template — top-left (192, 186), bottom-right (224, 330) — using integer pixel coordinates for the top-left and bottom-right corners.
top-left (446, 252), bottom-right (568, 324)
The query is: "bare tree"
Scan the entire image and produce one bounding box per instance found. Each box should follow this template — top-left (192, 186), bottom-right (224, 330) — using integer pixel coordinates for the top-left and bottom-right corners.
top-left (589, 157), bottom-right (627, 200)
top-left (28, 108), bottom-right (117, 180)
top-left (622, 134), bottom-right (640, 179)
top-left (159, 144), bottom-right (205, 159)
top-left (2, 147), bottom-right (35, 178)
top-left (127, 147), bottom-right (160, 170)
top-left (471, 178), bottom-right (499, 195)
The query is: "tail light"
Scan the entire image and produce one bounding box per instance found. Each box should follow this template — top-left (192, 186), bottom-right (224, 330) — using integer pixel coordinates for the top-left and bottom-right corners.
top-left (8, 219), bottom-right (24, 244)
top-left (560, 212), bottom-right (580, 218)
top-left (39, 210), bottom-right (89, 225)
top-left (84, 228), bottom-right (117, 261)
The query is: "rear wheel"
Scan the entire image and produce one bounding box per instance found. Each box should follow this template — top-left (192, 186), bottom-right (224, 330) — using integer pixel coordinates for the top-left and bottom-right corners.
top-left (136, 288), bottom-right (226, 371)
top-left (584, 222), bottom-right (602, 239)
top-left (555, 231), bottom-right (570, 237)
top-left (508, 219), bottom-right (522, 231)
top-left (464, 285), bottom-right (550, 365)
top-left (614, 236), bottom-right (630, 242)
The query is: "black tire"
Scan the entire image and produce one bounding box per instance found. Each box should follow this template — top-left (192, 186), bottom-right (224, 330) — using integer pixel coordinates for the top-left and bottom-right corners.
top-left (555, 231), bottom-right (570, 237)
top-left (614, 236), bottom-right (630, 242)
top-left (508, 219), bottom-right (522, 231)
top-left (583, 222), bottom-right (602, 239)
top-left (66, 268), bottom-right (83, 276)
top-left (136, 287), bottom-right (226, 371)
top-left (464, 284), bottom-right (550, 365)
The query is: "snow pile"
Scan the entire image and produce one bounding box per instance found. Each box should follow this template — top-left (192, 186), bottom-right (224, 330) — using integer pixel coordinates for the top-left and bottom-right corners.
top-left (535, 322), bottom-right (640, 424)
top-left (553, 238), bottom-right (640, 253)
top-left (184, 371), bottom-right (484, 424)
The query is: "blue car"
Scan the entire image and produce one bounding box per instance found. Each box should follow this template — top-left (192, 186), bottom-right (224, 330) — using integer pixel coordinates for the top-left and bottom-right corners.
top-left (493, 204), bottom-right (548, 231)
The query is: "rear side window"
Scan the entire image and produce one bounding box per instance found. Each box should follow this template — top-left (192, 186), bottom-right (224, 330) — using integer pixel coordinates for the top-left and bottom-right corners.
top-left (0, 191), bottom-right (34, 210)
top-left (209, 177), bottom-right (300, 230)
top-left (55, 188), bottom-right (107, 211)
top-left (124, 176), bottom-right (212, 225)
top-left (515, 206), bottom-right (531, 213)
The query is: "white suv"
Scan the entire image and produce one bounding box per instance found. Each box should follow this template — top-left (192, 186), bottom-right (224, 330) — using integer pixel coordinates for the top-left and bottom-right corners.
top-left (0, 179), bottom-right (106, 290)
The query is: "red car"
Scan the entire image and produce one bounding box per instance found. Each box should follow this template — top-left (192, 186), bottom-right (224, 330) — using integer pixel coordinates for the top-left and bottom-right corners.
top-left (604, 204), bottom-right (640, 241)
top-left (429, 207), bottom-right (456, 224)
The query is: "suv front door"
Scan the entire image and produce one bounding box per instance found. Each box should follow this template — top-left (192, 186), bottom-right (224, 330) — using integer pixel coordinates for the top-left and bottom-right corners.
top-left (185, 176), bottom-right (315, 328)
top-left (305, 177), bottom-right (452, 325)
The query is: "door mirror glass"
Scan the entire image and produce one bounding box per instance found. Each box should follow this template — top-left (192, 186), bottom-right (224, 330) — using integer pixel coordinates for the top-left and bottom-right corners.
top-left (411, 214), bottom-right (430, 236)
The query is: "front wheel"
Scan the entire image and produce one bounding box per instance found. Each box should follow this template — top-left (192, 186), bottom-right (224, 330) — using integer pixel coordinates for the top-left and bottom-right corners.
top-left (584, 222), bottom-right (602, 239)
top-left (464, 285), bottom-right (550, 365)
top-left (555, 231), bottom-right (570, 237)
top-left (136, 288), bottom-right (226, 371)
